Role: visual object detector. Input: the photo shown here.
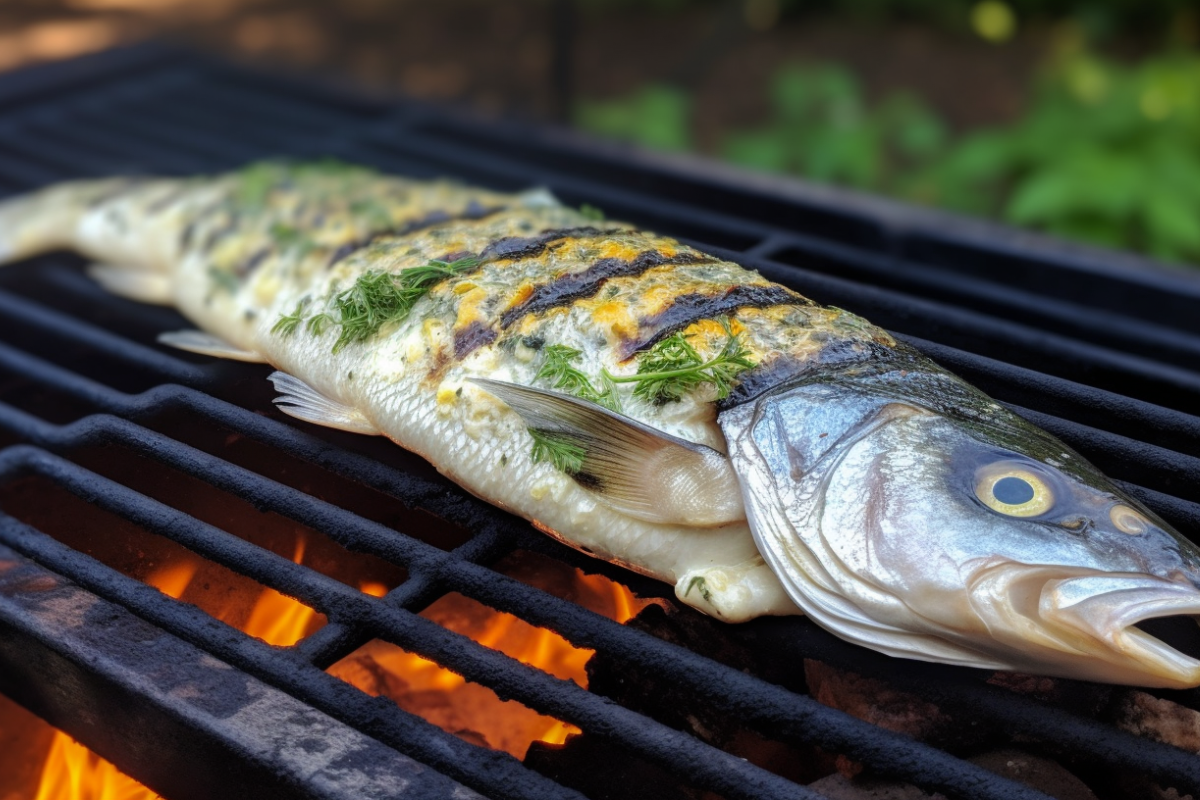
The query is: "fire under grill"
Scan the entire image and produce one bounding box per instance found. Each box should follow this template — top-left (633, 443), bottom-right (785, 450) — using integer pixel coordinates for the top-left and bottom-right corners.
top-left (0, 44), bottom-right (1199, 800)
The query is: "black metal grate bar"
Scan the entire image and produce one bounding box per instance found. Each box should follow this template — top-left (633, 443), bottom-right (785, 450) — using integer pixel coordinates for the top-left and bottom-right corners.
top-left (0, 44), bottom-right (1197, 800)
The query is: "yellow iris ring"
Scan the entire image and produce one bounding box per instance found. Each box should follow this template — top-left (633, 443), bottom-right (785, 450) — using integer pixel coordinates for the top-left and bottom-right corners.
top-left (974, 465), bottom-right (1054, 517)
top-left (1110, 504), bottom-right (1149, 535)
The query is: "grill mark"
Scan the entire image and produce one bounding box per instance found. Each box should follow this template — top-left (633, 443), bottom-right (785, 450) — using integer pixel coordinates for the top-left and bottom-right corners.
top-left (620, 284), bottom-right (809, 359)
top-left (179, 198), bottom-right (227, 251)
top-left (499, 250), bottom-right (712, 329)
top-left (236, 247), bottom-right (271, 277)
top-left (146, 186), bottom-right (189, 214)
top-left (87, 178), bottom-right (145, 208)
top-left (202, 212), bottom-right (241, 254)
top-left (476, 226), bottom-right (620, 263)
top-left (326, 204), bottom-right (505, 268)
top-left (454, 321), bottom-right (498, 360)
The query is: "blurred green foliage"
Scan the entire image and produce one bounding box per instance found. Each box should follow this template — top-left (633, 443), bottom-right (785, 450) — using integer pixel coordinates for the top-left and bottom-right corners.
top-left (575, 85), bottom-right (693, 152)
top-left (571, 0), bottom-right (1197, 41)
top-left (722, 65), bottom-right (946, 192)
top-left (919, 48), bottom-right (1200, 262)
top-left (575, 50), bottom-right (1200, 266)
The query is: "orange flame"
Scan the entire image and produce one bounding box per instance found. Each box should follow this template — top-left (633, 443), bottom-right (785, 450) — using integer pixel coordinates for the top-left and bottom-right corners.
top-left (328, 554), bottom-right (652, 758)
top-left (32, 733), bottom-right (157, 800)
top-left (31, 544), bottom-right (651, 796)
top-left (32, 536), bottom-right (324, 797)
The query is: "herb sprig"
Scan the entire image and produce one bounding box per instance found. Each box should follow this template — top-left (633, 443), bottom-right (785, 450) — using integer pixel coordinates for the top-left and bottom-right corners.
top-left (610, 320), bottom-right (755, 404)
top-left (533, 320), bottom-right (754, 410)
top-left (271, 256), bottom-right (479, 352)
top-left (272, 297), bottom-right (309, 336)
top-left (535, 345), bottom-right (622, 412)
top-left (529, 429), bottom-right (586, 474)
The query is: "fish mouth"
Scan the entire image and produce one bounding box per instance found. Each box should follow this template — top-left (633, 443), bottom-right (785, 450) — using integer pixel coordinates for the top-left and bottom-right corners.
top-left (1042, 573), bottom-right (1200, 686)
top-left (970, 564), bottom-right (1200, 687)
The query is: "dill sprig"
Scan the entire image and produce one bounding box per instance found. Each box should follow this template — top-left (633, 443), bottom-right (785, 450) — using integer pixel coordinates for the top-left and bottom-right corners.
top-left (535, 345), bottom-right (622, 412)
top-left (529, 429), bottom-right (586, 474)
top-left (325, 257), bottom-right (479, 352)
top-left (272, 298), bottom-right (310, 336)
top-left (531, 321), bottom-right (754, 411)
top-left (207, 266), bottom-right (240, 295)
top-left (578, 203), bottom-right (605, 221)
top-left (608, 320), bottom-right (755, 404)
top-left (269, 223), bottom-right (318, 257)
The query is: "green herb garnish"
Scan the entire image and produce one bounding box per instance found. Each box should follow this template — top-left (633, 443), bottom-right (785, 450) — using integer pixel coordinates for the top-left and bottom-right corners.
top-left (531, 320), bottom-right (753, 415)
top-left (269, 223), bottom-right (317, 257)
top-left (272, 298), bottom-right (309, 336)
top-left (234, 162), bottom-right (282, 209)
top-left (534, 345), bottom-right (622, 412)
top-left (322, 257), bottom-right (479, 352)
top-left (610, 320), bottom-right (754, 404)
top-left (207, 266), bottom-right (240, 294)
top-left (529, 429), bottom-right (586, 474)
top-left (684, 576), bottom-right (713, 603)
top-left (349, 197), bottom-right (395, 229)
top-left (579, 203), bottom-right (605, 221)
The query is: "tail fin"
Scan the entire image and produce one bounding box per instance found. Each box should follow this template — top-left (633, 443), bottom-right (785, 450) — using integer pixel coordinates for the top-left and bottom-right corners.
top-left (0, 178), bottom-right (139, 265)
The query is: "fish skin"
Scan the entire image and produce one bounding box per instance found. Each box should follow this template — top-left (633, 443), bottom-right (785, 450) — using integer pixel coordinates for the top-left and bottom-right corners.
top-left (4, 160), bottom-right (1200, 687)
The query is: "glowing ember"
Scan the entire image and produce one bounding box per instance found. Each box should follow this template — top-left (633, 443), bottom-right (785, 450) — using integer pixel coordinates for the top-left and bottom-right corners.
top-left (328, 551), bottom-right (653, 759)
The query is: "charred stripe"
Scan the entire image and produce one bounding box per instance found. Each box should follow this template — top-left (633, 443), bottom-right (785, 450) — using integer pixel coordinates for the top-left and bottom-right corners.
top-left (179, 198), bottom-right (227, 251)
top-left (499, 250), bottom-right (712, 329)
top-left (454, 321), bottom-right (499, 360)
top-left (236, 246), bottom-right (271, 277)
top-left (327, 204), bottom-right (504, 268)
top-left (620, 284), bottom-right (808, 359)
top-left (476, 226), bottom-right (623, 262)
top-left (146, 186), bottom-right (190, 214)
top-left (202, 211), bottom-right (242, 254)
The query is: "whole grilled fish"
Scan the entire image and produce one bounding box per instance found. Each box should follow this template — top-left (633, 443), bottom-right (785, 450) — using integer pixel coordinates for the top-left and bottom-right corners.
top-left (3, 160), bottom-right (1199, 688)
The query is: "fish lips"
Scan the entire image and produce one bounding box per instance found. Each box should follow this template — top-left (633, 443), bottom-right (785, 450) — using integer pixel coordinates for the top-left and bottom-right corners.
top-left (1044, 573), bottom-right (1200, 686)
top-left (970, 563), bottom-right (1200, 688)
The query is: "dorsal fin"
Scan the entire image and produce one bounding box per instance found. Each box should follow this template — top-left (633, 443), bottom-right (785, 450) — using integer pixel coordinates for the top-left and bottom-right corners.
top-left (471, 378), bottom-right (744, 527)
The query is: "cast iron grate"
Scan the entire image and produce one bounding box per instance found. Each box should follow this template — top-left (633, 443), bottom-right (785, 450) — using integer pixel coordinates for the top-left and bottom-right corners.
top-left (0, 43), bottom-right (1197, 800)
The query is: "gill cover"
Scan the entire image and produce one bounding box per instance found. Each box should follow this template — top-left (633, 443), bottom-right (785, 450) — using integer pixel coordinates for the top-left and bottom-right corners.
top-left (720, 379), bottom-right (1010, 668)
top-left (719, 350), bottom-right (1200, 685)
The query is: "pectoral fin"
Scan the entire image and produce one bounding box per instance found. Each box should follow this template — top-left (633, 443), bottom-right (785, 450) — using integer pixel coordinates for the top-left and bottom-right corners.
top-left (471, 378), bottom-right (744, 527)
top-left (158, 329), bottom-right (267, 363)
top-left (268, 371), bottom-right (381, 435)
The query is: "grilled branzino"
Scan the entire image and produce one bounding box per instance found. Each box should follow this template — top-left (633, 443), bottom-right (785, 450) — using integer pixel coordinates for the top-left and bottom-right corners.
top-left (4, 161), bottom-right (1200, 688)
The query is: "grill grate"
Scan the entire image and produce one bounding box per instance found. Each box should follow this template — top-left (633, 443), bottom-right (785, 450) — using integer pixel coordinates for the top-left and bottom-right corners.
top-left (0, 43), bottom-right (1198, 800)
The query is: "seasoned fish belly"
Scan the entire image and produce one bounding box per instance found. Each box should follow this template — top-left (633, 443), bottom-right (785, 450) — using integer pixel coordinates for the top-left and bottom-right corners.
top-left (5, 160), bottom-right (1200, 688)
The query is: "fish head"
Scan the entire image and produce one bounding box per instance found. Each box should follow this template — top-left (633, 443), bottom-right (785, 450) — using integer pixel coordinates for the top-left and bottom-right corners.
top-left (720, 361), bottom-right (1200, 687)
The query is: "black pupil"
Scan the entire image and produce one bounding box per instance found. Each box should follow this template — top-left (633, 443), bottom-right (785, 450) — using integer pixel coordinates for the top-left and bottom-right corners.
top-left (994, 476), bottom-right (1035, 505)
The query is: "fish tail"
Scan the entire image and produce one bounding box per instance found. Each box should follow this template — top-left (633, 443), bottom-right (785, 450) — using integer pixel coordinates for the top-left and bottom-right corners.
top-left (0, 179), bottom-right (125, 265)
top-left (0, 178), bottom-right (192, 305)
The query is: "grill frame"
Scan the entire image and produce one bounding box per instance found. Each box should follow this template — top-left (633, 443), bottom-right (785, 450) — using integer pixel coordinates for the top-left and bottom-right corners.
top-left (0, 42), bottom-right (1197, 800)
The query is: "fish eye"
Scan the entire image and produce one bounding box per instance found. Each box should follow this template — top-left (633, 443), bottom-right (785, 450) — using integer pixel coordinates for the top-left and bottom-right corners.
top-left (1110, 504), bottom-right (1150, 535)
top-left (974, 463), bottom-right (1054, 518)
